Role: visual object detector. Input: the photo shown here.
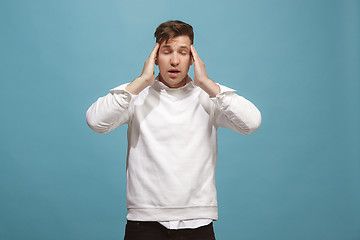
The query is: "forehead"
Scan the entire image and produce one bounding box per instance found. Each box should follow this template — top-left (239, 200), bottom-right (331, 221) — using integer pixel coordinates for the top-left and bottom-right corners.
top-left (160, 35), bottom-right (191, 49)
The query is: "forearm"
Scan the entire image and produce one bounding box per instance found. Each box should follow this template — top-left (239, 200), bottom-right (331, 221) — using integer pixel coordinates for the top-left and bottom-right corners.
top-left (125, 43), bottom-right (159, 95)
top-left (196, 78), bottom-right (220, 98)
top-left (125, 76), bottom-right (152, 95)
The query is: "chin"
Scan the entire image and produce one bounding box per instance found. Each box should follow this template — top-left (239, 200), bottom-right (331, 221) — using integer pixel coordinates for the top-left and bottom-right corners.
top-left (160, 74), bottom-right (187, 88)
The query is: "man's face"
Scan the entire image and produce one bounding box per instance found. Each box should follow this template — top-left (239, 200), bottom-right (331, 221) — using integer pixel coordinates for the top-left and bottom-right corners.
top-left (156, 35), bottom-right (193, 88)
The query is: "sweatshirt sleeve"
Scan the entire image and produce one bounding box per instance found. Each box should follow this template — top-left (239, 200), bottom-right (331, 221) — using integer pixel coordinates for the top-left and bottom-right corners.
top-left (211, 84), bottom-right (261, 135)
top-left (86, 83), bottom-right (136, 133)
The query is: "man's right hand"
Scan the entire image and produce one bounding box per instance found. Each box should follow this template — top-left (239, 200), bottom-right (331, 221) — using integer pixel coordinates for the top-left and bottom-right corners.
top-left (125, 43), bottom-right (159, 95)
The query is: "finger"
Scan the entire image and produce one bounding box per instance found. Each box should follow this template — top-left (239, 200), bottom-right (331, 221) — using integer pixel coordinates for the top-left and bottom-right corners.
top-left (150, 43), bottom-right (160, 60)
top-left (142, 44), bottom-right (158, 72)
top-left (190, 45), bottom-right (200, 61)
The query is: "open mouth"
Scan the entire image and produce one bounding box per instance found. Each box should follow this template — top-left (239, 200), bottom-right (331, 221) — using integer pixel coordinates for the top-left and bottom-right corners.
top-left (168, 69), bottom-right (181, 77)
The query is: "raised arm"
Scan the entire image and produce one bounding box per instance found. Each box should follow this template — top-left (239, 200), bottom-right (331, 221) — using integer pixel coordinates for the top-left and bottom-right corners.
top-left (86, 86), bottom-right (133, 133)
top-left (190, 45), bottom-right (261, 134)
top-left (212, 88), bottom-right (261, 135)
top-left (125, 43), bottom-right (159, 94)
top-left (86, 44), bottom-right (159, 133)
top-left (190, 45), bottom-right (220, 98)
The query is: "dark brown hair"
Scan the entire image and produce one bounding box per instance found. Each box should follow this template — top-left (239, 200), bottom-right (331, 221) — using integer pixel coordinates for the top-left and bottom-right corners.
top-left (154, 20), bottom-right (194, 45)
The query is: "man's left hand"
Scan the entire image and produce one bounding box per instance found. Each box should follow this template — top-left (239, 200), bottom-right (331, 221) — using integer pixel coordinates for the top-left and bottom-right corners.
top-left (191, 45), bottom-right (220, 97)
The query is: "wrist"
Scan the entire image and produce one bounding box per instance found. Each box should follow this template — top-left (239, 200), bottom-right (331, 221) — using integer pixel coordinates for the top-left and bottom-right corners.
top-left (198, 78), bottom-right (220, 98)
top-left (195, 77), bottom-right (210, 86)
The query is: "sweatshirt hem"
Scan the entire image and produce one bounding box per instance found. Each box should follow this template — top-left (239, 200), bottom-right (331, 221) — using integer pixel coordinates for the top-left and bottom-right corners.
top-left (126, 206), bottom-right (218, 222)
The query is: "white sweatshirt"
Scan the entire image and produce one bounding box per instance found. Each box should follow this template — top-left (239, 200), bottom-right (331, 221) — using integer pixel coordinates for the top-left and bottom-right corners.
top-left (86, 77), bottom-right (261, 222)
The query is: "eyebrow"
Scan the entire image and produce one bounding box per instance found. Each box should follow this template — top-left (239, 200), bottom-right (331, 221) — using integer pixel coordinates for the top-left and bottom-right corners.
top-left (161, 45), bottom-right (189, 50)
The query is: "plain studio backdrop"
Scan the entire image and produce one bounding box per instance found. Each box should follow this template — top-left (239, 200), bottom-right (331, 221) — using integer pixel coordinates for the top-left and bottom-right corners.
top-left (1, 0), bottom-right (359, 239)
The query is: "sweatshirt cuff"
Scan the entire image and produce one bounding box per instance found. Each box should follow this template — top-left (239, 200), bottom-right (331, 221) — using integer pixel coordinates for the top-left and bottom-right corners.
top-left (110, 83), bottom-right (138, 106)
top-left (210, 84), bottom-right (236, 109)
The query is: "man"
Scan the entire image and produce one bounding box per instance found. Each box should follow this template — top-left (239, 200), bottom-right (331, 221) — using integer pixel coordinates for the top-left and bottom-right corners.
top-left (86, 20), bottom-right (261, 240)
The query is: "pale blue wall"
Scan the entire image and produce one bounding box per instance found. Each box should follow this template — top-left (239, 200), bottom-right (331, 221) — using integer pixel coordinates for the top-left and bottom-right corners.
top-left (1, 0), bottom-right (359, 239)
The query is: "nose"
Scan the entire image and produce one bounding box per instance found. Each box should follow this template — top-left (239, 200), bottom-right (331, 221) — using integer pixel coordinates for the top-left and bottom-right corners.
top-left (170, 53), bottom-right (179, 66)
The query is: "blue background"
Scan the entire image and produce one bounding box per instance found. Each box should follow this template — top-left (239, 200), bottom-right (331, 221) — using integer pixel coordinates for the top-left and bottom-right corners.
top-left (1, 0), bottom-right (359, 239)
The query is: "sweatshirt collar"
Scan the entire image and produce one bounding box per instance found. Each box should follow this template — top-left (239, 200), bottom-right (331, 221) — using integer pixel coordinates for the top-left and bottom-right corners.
top-left (153, 75), bottom-right (196, 92)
